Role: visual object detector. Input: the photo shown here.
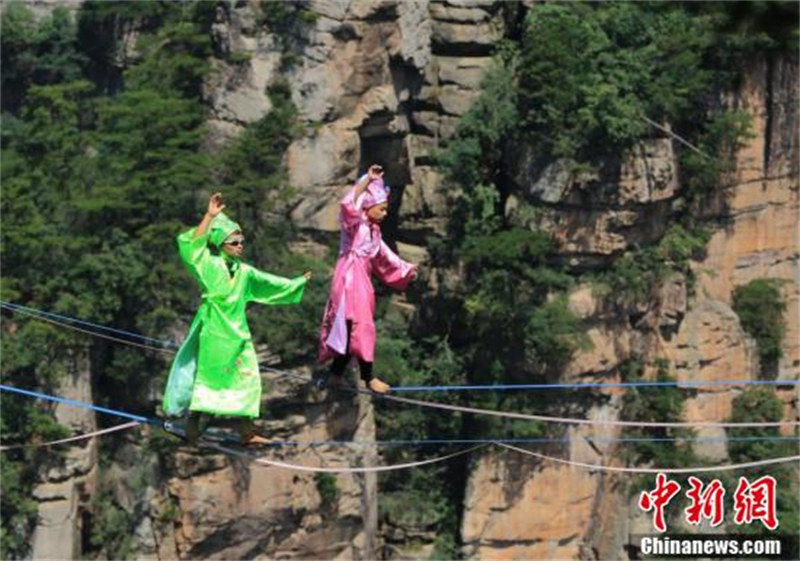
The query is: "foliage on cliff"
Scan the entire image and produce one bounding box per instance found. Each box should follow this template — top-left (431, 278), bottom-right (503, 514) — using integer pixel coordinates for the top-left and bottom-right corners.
top-left (732, 279), bottom-right (788, 377)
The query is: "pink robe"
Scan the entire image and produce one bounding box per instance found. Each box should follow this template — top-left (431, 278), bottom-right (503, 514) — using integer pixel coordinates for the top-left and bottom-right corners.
top-left (318, 185), bottom-right (415, 363)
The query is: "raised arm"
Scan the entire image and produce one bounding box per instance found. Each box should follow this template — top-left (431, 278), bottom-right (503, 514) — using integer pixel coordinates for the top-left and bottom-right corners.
top-left (194, 192), bottom-right (226, 238)
top-left (341, 165), bottom-right (384, 227)
top-left (178, 193), bottom-right (226, 289)
top-left (353, 164), bottom-right (384, 201)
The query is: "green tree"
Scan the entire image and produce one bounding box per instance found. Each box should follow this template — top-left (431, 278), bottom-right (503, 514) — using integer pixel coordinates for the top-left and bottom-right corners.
top-left (732, 279), bottom-right (787, 376)
top-left (518, 3), bottom-right (718, 162)
top-left (437, 48), bottom-right (519, 195)
top-left (620, 358), bottom-right (696, 470)
top-left (1, 3), bottom-right (85, 112)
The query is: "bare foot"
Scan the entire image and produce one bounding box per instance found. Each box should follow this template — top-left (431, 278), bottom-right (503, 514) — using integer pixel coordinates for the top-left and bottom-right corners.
top-left (368, 377), bottom-right (391, 394)
top-left (241, 433), bottom-right (271, 445)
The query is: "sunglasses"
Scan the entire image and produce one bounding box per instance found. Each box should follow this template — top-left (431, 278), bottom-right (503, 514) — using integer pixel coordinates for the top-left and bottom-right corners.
top-left (224, 238), bottom-right (245, 247)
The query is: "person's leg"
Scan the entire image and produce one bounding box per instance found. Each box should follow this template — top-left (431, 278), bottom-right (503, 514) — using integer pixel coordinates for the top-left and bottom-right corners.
top-left (329, 353), bottom-right (350, 377)
top-left (186, 414), bottom-right (200, 444)
top-left (359, 359), bottom-right (390, 393)
top-left (237, 418), bottom-right (270, 444)
top-left (326, 320), bottom-right (353, 382)
top-left (185, 412), bottom-right (209, 444)
top-left (358, 359), bottom-right (373, 383)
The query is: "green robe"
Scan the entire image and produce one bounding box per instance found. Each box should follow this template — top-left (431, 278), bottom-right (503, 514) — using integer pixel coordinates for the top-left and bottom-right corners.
top-left (162, 227), bottom-right (306, 418)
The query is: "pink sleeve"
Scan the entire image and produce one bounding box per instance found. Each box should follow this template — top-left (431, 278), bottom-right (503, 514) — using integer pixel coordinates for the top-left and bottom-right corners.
top-left (340, 182), bottom-right (365, 229)
top-left (373, 240), bottom-right (415, 291)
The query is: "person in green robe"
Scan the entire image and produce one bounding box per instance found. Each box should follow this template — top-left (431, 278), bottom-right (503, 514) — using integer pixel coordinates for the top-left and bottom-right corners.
top-left (163, 193), bottom-right (310, 444)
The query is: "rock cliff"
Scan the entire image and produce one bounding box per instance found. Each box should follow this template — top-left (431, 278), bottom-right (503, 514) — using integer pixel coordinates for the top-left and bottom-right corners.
top-left (22, 1), bottom-right (797, 559)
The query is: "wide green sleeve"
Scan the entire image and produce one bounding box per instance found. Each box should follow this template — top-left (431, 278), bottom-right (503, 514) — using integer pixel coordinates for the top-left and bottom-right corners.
top-left (245, 266), bottom-right (307, 305)
top-left (177, 228), bottom-right (214, 289)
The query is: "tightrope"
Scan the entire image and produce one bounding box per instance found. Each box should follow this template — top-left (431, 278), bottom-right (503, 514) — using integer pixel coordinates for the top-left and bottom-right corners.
top-left (0, 301), bottom-right (176, 348)
top-left (497, 443), bottom-right (800, 474)
top-left (5, 383), bottom-right (799, 449)
top-left (0, 384), bottom-right (161, 425)
top-left (208, 442), bottom-right (488, 473)
top-left (0, 421), bottom-right (140, 450)
top-left (2, 384), bottom-right (798, 474)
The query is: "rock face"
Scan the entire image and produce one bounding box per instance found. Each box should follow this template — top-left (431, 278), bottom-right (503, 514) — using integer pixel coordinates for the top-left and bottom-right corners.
top-left (507, 136), bottom-right (680, 264)
top-left (663, 298), bottom-right (759, 463)
top-left (31, 351), bottom-right (98, 560)
top-left (462, 451), bottom-right (599, 560)
top-left (459, 50), bottom-right (798, 561)
top-left (693, 57), bottom-right (800, 380)
top-left (153, 370), bottom-right (379, 561)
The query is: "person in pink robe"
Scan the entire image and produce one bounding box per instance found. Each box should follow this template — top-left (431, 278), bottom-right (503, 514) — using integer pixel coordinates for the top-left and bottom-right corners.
top-left (318, 164), bottom-right (418, 393)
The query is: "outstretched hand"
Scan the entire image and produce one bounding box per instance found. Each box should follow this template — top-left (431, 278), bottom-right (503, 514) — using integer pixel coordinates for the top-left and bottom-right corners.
top-left (208, 192), bottom-right (226, 217)
top-left (303, 271), bottom-right (313, 280)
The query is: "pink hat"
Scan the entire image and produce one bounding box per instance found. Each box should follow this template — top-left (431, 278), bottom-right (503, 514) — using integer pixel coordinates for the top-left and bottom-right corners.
top-left (362, 176), bottom-right (390, 209)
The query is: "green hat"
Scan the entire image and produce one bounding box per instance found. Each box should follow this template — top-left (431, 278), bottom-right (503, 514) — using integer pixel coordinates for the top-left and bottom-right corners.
top-left (208, 212), bottom-right (242, 248)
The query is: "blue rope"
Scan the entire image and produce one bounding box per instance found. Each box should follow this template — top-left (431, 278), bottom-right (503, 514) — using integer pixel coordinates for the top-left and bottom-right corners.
top-left (0, 301), bottom-right (177, 349)
top-left (0, 384), bottom-right (161, 426)
top-left (3, 300), bottom-right (798, 391)
top-left (2, 384), bottom-right (798, 447)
